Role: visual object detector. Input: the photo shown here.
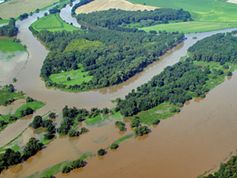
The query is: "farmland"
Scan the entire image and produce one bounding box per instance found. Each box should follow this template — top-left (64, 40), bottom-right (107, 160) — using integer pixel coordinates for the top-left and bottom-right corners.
top-left (129, 0), bottom-right (237, 33)
top-left (0, 0), bottom-right (60, 19)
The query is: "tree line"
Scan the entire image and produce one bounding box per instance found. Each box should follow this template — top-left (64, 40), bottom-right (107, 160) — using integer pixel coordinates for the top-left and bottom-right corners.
top-left (77, 8), bottom-right (192, 30)
top-left (188, 33), bottom-right (237, 64)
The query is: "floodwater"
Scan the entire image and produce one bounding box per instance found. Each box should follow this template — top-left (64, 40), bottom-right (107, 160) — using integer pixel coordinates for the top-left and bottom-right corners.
top-left (1, 2), bottom-right (237, 178)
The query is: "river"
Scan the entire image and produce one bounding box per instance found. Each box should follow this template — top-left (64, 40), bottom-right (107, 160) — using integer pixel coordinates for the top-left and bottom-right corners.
top-left (1, 1), bottom-right (237, 178)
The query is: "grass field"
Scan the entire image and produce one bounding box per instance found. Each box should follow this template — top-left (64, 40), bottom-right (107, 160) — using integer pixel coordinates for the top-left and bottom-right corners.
top-left (0, 88), bottom-right (24, 106)
top-left (0, 19), bottom-right (9, 26)
top-left (142, 21), bottom-right (237, 33)
top-left (49, 64), bottom-right (93, 86)
top-left (85, 111), bottom-right (123, 125)
top-left (14, 101), bottom-right (44, 117)
top-left (65, 39), bottom-right (103, 52)
top-left (129, 0), bottom-right (237, 33)
top-left (134, 102), bottom-right (179, 125)
top-left (0, 0), bottom-right (60, 19)
top-left (31, 14), bottom-right (78, 32)
top-left (0, 38), bottom-right (25, 53)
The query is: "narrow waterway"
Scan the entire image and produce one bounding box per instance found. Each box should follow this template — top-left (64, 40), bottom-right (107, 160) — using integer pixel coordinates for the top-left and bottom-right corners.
top-left (1, 2), bottom-right (237, 178)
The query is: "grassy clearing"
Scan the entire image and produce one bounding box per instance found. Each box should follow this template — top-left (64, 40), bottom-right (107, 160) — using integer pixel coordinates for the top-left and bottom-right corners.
top-left (15, 101), bottom-right (45, 117)
top-left (49, 64), bottom-right (93, 86)
top-left (142, 21), bottom-right (237, 33)
top-left (27, 152), bottom-right (93, 178)
top-left (0, 88), bottom-right (24, 106)
top-left (65, 39), bottom-right (103, 52)
top-left (129, 0), bottom-right (237, 33)
top-left (134, 102), bottom-right (179, 125)
top-left (0, 0), bottom-right (60, 19)
top-left (85, 111), bottom-right (123, 125)
top-left (31, 14), bottom-right (78, 32)
top-left (0, 38), bottom-right (25, 53)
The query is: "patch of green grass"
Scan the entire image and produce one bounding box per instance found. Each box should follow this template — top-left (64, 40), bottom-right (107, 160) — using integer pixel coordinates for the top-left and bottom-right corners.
top-left (15, 101), bottom-right (45, 117)
top-left (142, 21), bottom-right (237, 33)
top-left (113, 133), bottom-right (134, 145)
top-left (0, 88), bottom-right (24, 106)
top-left (49, 64), bottom-right (93, 86)
top-left (0, 19), bottom-right (9, 26)
top-left (194, 61), bottom-right (236, 90)
top-left (65, 39), bottom-right (103, 52)
top-left (135, 102), bottom-right (180, 125)
top-left (27, 152), bottom-right (93, 178)
top-left (31, 14), bottom-right (78, 32)
top-left (0, 38), bottom-right (26, 53)
top-left (85, 111), bottom-right (123, 125)
top-left (129, 0), bottom-right (237, 33)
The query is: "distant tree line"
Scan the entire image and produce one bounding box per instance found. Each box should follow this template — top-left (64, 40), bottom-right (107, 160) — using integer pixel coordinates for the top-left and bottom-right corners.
top-left (77, 8), bottom-right (192, 30)
top-left (0, 18), bottom-right (18, 36)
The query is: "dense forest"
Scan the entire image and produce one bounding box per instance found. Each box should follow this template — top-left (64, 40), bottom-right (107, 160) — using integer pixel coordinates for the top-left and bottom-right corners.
top-left (116, 60), bottom-right (210, 116)
top-left (77, 8), bottom-right (192, 29)
top-left (0, 19), bottom-right (18, 37)
top-left (116, 32), bottom-right (237, 116)
top-left (36, 8), bottom-right (187, 90)
top-left (188, 33), bottom-right (237, 63)
top-left (40, 29), bottom-right (184, 90)
top-left (203, 155), bottom-right (237, 178)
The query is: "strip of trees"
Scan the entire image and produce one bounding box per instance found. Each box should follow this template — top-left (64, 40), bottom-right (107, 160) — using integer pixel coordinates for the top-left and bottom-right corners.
top-left (77, 8), bottom-right (192, 29)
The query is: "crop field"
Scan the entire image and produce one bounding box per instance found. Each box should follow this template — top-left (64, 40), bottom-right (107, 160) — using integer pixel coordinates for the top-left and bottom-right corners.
top-left (31, 14), bottom-right (78, 32)
top-left (142, 21), bottom-right (237, 33)
top-left (49, 64), bottom-right (93, 86)
top-left (76, 0), bottom-right (157, 14)
top-left (0, 0), bottom-right (59, 19)
top-left (129, 0), bottom-right (237, 33)
top-left (0, 38), bottom-right (25, 53)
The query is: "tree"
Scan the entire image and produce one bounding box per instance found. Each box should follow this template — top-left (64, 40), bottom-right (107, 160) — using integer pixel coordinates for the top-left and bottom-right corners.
top-left (97, 149), bottom-right (107, 156)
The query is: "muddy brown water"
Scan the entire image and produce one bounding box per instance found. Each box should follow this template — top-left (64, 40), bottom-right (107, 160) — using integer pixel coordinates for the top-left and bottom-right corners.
top-left (1, 2), bottom-right (237, 178)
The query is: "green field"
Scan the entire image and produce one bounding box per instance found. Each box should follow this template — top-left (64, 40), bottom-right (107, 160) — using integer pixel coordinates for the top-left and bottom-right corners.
top-left (49, 64), bottom-right (93, 86)
top-left (31, 14), bottom-right (78, 32)
top-left (65, 39), bottom-right (103, 52)
top-left (142, 21), bottom-right (237, 33)
top-left (134, 102), bottom-right (180, 125)
top-left (14, 101), bottom-right (45, 117)
top-left (129, 0), bottom-right (237, 33)
top-left (0, 38), bottom-right (25, 53)
top-left (0, 19), bottom-right (9, 26)
top-left (85, 111), bottom-right (123, 125)
top-left (0, 87), bottom-right (24, 106)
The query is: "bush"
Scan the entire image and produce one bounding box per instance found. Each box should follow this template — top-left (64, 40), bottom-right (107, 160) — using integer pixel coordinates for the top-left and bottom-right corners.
top-left (110, 143), bottom-right (119, 150)
top-left (97, 149), bottom-right (107, 156)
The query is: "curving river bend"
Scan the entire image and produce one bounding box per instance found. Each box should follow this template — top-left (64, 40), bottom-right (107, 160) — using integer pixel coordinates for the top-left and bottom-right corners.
top-left (1, 2), bottom-right (237, 178)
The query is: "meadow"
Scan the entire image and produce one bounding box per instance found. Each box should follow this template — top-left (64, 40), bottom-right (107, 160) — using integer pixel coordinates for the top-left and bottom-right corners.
top-left (129, 0), bottom-right (237, 33)
top-left (31, 14), bottom-right (78, 32)
top-left (49, 64), bottom-right (93, 86)
top-left (0, 0), bottom-right (59, 19)
top-left (0, 38), bottom-right (25, 53)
